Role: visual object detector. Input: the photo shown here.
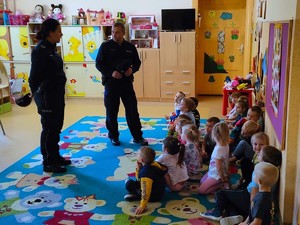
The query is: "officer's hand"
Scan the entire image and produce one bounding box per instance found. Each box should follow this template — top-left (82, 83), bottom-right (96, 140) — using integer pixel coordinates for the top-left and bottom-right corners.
top-left (124, 67), bottom-right (133, 76)
top-left (112, 71), bottom-right (122, 79)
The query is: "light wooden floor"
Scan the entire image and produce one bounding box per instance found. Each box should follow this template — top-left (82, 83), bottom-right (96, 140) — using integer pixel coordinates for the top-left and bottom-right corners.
top-left (0, 96), bottom-right (223, 172)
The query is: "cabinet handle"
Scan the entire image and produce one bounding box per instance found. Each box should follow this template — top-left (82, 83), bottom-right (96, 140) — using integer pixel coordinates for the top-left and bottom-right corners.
top-left (174, 34), bottom-right (176, 43)
top-left (164, 81), bottom-right (174, 84)
top-left (165, 92), bottom-right (174, 95)
top-left (182, 70), bottom-right (190, 73)
top-left (165, 70), bottom-right (174, 73)
top-left (183, 92), bottom-right (190, 95)
top-left (178, 34), bottom-right (181, 43)
top-left (182, 81), bottom-right (191, 84)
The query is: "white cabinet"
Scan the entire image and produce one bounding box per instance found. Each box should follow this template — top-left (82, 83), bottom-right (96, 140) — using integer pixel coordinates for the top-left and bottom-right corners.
top-left (9, 26), bottom-right (30, 61)
top-left (82, 26), bottom-right (103, 61)
top-left (65, 63), bottom-right (104, 98)
top-left (84, 63), bottom-right (104, 97)
top-left (0, 26), bottom-right (12, 61)
top-left (133, 49), bottom-right (160, 100)
top-left (160, 32), bottom-right (195, 99)
top-left (64, 63), bottom-right (86, 97)
top-left (61, 26), bottom-right (85, 62)
top-left (61, 25), bottom-right (111, 62)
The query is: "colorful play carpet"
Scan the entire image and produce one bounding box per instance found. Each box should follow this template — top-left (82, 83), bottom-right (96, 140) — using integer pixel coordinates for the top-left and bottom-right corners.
top-left (0, 116), bottom-right (240, 225)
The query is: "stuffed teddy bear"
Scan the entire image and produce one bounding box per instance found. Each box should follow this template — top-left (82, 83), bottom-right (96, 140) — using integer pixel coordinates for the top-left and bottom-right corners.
top-left (29, 4), bottom-right (46, 22)
top-left (48, 4), bottom-right (65, 23)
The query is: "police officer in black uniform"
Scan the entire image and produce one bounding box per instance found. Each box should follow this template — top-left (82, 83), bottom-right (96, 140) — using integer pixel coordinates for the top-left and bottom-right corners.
top-left (96, 22), bottom-right (148, 146)
top-left (29, 19), bottom-right (71, 173)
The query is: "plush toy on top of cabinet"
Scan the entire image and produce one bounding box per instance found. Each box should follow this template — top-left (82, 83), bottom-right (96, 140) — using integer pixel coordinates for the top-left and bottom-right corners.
top-left (29, 4), bottom-right (46, 23)
top-left (48, 4), bottom-right (66, 23)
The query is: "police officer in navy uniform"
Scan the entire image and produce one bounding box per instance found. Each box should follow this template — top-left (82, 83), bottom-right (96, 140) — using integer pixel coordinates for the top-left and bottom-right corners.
top-left (96, 22), bottom-right (148, 146)
top-left (29, 19), bottom-right (71, 173)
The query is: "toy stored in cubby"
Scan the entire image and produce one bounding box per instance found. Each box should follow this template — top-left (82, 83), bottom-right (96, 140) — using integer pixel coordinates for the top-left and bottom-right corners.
top-left (128, 15), bottom-right (159, 48)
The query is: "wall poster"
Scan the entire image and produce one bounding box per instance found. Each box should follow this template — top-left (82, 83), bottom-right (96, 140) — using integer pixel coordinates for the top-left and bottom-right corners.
top-left (266, 22), bottom-right (291, 149)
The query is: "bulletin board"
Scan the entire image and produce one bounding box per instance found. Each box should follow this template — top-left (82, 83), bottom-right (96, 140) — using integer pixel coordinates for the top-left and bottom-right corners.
top-left (265, 22), bottom-right (291, 149)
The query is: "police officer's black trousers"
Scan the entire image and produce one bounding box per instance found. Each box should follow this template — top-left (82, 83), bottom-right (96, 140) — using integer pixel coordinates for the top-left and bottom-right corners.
top-left (104, 81), bottom-right (143, 140)
top-left (34, 90), bottom-right (65, 165)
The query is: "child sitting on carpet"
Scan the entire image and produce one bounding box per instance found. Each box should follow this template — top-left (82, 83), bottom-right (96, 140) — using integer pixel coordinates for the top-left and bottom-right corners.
top-left (181, 124), bottom-right (202, 179)
top-left (167, 114), bottom-right (192, 139)
top-left (198, 122), bottom-right (230, 195)
top-left (156, 136), bottom-right (189, 191)
top-left (200, 145), bottom-right (282, 223)
top-left (179, 97), bottom-right (196, 125)
top-left (165, 91), bottom-right (186, 123)
top-left (124, 146), bottom-right (168, 214)
top-left (225, 92), bottom-right (242, 123)
top-left (227, 99), bottom-right (248, 128)
top-left (190, 97), bottom-right (201, 128)
top-left (229, 120), bottom-right (260, 151)
top-left (202, 117), bottom-right (220, 165)
top-left (230, 132), bottom-right (270, 190)
top-left (168, 115), bottom-right (193, 144)
top-left (239, 162), bottom-right (279, 225)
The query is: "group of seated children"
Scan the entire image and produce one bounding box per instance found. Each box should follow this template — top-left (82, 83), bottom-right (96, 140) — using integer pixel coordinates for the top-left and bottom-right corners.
top-left (123, 91), bottom-right (280, 225)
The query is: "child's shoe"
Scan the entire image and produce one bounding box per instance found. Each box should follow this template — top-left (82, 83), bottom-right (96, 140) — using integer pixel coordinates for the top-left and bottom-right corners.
top-left (220, 215), bottom-right (243, 225)
top-left (124, 193), bottom-right (140, 201)
top-left (200, 208), bottom-right (222, 221)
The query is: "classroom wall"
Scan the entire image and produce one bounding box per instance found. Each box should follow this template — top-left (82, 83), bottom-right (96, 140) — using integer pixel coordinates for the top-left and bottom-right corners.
top-left (7, 0), bottom-right (193, 25)
top-left (254, 0), bottom-right (299, 223)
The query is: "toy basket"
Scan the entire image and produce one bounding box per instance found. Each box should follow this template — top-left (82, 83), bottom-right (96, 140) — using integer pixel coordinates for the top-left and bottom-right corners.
top-left (9, 14), bottom-right (30, 25)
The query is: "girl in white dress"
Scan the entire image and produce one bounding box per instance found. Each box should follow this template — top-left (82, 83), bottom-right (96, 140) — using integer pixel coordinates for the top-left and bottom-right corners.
top-left (198, 122), bottom-right (230, 195)
top-left (156, 136), bottom-right (189, 191)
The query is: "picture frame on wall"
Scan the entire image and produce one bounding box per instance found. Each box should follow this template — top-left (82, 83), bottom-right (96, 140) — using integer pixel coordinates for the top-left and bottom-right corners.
top-left (266, 21), bottom-right (291, 150)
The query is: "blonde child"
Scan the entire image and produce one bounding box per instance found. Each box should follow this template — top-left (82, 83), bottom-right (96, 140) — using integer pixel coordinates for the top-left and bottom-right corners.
top-left (239, 162), bottom-right (279, 225)
top-left (174, 116), bottom-right (193, 144)
top-left (156, 136), bottom-right (189, 191)
top-left (124, 146), bottom-right (168, 214)
top-left (181, 124), bottom-right (202, 179)
top-left (201, 145), bottom-right (282, 222)
top-left (231, 132), bottom-right (270, 189)
top-left (198, 122), bottom-right (230, 195)
top-left (179, 97), bottom-right (196, 125)
top-left (165, 91), bottom-right (186, 122)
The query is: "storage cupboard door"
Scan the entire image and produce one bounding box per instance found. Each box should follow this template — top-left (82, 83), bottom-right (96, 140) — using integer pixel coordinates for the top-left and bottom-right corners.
top-left (61, 26), bottom-right (84, 62)
top-left (160, 32), bottom-right (178, 69)
top-left (143, 49), bottom-right (160, 98)
top-left (0, 26), bottom-right (12, 61)
top-left (82, 26), bottom-right (102, 62)
top-left (84, 63), bottom-right (104, 97)
top-left (65, 64), bottom-right (86, 97)
top-left (177, 32), bottom-right (195, 69)
top-left (9, 26), bottom-right (30, 61)
top-left (133, 49), bottom-right (144, 98)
